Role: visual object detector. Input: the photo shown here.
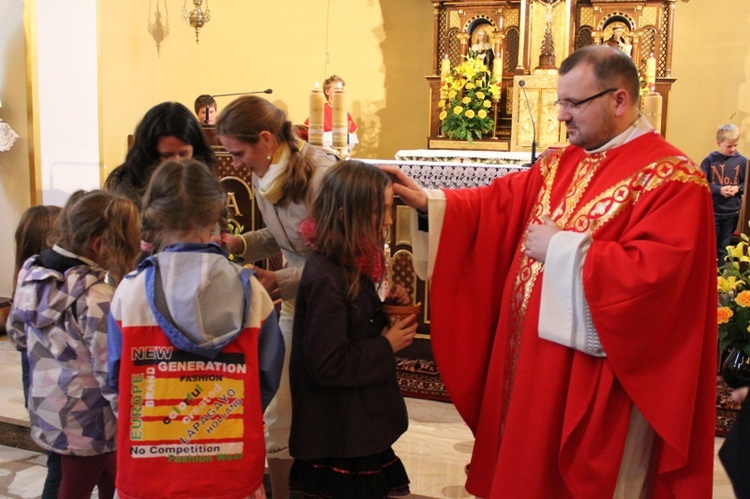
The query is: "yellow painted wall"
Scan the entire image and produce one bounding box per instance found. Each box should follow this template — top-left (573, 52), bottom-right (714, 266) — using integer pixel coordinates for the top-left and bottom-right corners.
top-left (99, 0), bottom-right (434, 177)
top-left (1, 0), bottom-right (747, 296)
top-left (668, 0), bottom-right (750, 163)
top-left (100, 0), bottom-right (750, 175)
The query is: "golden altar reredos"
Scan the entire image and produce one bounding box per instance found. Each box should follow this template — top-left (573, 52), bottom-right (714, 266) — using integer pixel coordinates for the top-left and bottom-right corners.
top-left (425, 0), bottom-right (678, 153)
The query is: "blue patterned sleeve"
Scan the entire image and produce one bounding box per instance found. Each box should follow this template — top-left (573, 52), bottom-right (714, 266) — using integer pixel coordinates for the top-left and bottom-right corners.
top-left (257, 309), bottom-right (284, 411)
top-left (107, 311), bottom-right (123, 392)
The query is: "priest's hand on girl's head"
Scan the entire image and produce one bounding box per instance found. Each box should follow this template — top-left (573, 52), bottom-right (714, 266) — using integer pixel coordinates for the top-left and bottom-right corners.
top-left (378, 165), bottom-right (428, 212)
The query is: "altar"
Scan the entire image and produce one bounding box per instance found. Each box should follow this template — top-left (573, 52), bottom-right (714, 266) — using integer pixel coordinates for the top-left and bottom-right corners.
top-left (395, 148), bottom-right (530, 166)
top-left (425, 0), bottom-right (678, 151)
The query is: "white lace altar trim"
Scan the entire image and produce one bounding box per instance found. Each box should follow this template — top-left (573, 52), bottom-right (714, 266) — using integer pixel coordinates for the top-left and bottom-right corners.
top-left (0, 121), bottom-right (20, 152)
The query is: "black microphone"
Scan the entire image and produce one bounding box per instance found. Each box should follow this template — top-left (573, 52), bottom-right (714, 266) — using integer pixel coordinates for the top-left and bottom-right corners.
top-left (518, 80), bottom-right (537, 166)
top-left (211, 89), bottom-right (273, 98)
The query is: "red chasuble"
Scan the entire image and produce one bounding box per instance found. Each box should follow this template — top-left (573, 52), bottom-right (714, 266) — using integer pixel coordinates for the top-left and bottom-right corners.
top-left (430, 132), bottom-right (717, 498)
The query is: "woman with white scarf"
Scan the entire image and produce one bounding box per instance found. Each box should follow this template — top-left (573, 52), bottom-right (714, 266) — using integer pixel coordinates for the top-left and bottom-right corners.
top-left (216, 96), bottom-right (339, 499)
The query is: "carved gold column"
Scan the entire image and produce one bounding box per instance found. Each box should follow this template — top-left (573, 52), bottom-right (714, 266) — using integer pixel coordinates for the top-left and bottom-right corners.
top-left (492, 29), bottom-right (504, 140)
top-left (517, 0), bottom-right (527, 71)
top-left (630, 32), bottom-right (641, 67)
top-left (432, 2), bottom-right (440, 76)
top-left (665, 0), bottom-right (676, 77)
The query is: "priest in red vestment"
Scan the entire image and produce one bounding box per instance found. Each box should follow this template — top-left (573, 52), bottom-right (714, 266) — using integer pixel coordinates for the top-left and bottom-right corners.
top-left (383, 45), bottom-right (716, 498)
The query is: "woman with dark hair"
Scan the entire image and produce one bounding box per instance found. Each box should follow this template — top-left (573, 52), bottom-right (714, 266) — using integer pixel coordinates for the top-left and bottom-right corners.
top-left (216, 95), bottom-right (339, 499)
top-left (104, 101), bottom-right (217, 209)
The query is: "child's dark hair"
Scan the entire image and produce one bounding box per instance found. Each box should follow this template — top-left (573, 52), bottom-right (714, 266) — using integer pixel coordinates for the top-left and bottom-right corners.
top-left (58, 190), bottom-right (141, 282)
top-left (13, 205), bottom-right (62, 291)
top-left (310, 160), bottom-right (391, 300)
top-left (194, 94), bottom-right (217, 114)
top-left (141, 159), bottom-right (226, 238)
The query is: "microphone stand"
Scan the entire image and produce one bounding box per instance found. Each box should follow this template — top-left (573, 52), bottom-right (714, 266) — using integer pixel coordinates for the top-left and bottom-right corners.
top-left (518, 80), bottom-right (536, 166)
top-left (201, 89), bottom-right (274, 126)
top-left (211, 89), bottom-right (273, 98)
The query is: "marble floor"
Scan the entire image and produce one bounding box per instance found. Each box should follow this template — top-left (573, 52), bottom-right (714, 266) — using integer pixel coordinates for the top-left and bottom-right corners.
top-left (0, 335), bottom-right (737, 498)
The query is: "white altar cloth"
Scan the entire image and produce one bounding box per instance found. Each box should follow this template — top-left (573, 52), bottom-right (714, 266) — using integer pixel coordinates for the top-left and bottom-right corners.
top-left (395, 149), bottom-right (531, 166)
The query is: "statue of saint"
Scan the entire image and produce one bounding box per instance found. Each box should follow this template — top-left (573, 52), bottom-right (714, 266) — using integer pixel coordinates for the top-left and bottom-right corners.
top-left (604, 23), bottom-right (633, 57)
top-left (471, 29), bottom-right (494, 71)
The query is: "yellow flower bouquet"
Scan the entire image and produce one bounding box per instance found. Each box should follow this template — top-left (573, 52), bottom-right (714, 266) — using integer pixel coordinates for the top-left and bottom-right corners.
top-left (439, 52), bottom-right (500, 142)
top-left (718, 236), bottom-right (750, 356)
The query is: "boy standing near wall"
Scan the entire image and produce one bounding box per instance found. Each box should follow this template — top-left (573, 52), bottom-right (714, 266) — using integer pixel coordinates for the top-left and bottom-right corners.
top-left (701, 124), bottom-right (747, 264)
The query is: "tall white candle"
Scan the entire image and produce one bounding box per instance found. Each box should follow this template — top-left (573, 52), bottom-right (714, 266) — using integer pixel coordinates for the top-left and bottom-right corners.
top-left (493, 56), bottom-right (503, 85)
top-left (643, 91), bottom-right (662, 134)
top-left (332, 82), bottom-right (347, 148)
top-left (646, 54), bottom-right (656, 87)
top-left (308, 83), bottom-right (325, 146)
top-left (441, 54), bottom-right (450, 78)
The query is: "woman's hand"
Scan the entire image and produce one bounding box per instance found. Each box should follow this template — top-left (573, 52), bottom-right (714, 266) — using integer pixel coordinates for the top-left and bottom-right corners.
top-left (378, 165), bottom-right (428, 212)
top-left (382, 318), bottom-right (418, 353)
top-left (385, 284), bottom-right (411, 305)
top-left (247, 264), bottom-right (280, 299)
top-left (227, 234), bottom-right (246, 255)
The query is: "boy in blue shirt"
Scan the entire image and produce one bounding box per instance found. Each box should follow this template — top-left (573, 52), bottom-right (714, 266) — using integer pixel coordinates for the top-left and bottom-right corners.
top-left (701, 124), bottom-right (747, 264)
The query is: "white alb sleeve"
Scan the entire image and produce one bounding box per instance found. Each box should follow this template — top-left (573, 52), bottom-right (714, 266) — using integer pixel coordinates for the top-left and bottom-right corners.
top-left (538, 231), bottom-right (606, 357)
top-left (411, 188), bottom-right (446, 282)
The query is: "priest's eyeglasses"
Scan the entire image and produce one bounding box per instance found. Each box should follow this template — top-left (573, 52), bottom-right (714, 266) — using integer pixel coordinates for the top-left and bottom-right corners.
top-left (553, 88), bottom-right (618, 111)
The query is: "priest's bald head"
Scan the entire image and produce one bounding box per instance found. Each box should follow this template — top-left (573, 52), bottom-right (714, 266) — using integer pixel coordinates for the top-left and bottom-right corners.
top-left (556, 45), bottom-right (642, 151)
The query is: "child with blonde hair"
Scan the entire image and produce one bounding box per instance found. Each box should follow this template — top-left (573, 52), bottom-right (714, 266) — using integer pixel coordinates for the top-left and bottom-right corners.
top-left (7, 190), bottom-right (140, 498)
top-left (700, 123), bottom-right (747, 264)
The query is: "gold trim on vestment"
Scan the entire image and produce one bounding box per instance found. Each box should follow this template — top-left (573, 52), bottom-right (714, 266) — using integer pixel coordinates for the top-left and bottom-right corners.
top-left (499, 150), bottom-right (705, 434)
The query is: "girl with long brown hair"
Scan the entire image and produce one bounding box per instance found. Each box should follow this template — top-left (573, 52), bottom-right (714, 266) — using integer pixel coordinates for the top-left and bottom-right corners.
top-left (289, 160), bottom-right (416, 498)
top-left (216, 95), bottom-right (339, 498)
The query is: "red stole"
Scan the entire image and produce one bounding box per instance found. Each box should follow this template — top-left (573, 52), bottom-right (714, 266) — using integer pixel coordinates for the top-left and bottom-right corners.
top-left (431, 132), bottom-right (717, 498)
